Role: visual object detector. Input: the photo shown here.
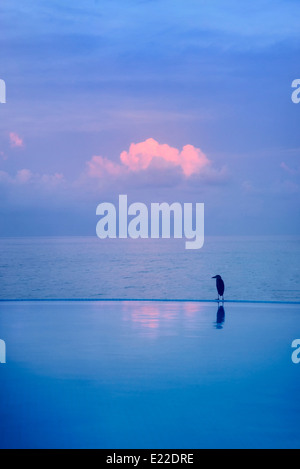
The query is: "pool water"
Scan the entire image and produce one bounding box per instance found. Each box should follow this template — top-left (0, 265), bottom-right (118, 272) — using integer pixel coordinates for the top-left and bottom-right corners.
top-left (0, 300), bottom-right (299, 449)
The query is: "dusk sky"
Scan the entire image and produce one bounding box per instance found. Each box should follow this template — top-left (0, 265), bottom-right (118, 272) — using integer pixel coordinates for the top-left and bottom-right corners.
top-left (0, 0), bottom-right (299, 236)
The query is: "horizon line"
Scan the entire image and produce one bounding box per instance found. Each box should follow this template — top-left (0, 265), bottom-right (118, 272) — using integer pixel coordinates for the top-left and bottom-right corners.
top-left (0, 234), bottom-right (299, 239)
top-left (0, 298), bottom-right (299, 305)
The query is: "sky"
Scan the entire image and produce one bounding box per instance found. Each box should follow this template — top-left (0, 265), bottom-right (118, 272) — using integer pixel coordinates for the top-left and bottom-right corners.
top-left (0, 0), bottom-right (299, 236)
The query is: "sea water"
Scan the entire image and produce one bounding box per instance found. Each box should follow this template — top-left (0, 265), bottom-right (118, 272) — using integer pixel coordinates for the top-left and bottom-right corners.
top-left (0, 236), bottom-right (299, 302)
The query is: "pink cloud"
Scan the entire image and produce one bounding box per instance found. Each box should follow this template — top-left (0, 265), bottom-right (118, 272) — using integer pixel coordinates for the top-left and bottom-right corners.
top-left (0, 169), bottom-right (65, 187)
top-left (84, 139), bottom-right (227, 190)
top-left (0, 151), bottom-right (7, 160)
top-left (9, 132), bottom-right (24, 148)
top-left (87, 156), bottom-right (123, 178)
top-left (120, 138), bottom-right (210, 177)
top-left (16, 169), bottom-right (32, 183)
top-left (41, 173), bottom-right (65, 186)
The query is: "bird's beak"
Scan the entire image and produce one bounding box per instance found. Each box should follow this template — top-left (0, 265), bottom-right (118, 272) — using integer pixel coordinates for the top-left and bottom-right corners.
top-left (212, 276), bottom-right (216, 279)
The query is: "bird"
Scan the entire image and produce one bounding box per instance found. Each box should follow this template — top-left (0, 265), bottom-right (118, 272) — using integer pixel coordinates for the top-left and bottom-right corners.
top-left (212, 275), bottom-right (225, 302)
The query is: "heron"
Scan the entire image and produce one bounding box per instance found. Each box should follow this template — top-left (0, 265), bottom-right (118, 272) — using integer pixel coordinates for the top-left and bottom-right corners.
top-left (212, 275), bottom-right (225, 302)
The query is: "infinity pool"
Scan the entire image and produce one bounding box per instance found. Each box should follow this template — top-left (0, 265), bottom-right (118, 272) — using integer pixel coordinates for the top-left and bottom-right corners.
top-left (0, 300), bottom-right (299, 449)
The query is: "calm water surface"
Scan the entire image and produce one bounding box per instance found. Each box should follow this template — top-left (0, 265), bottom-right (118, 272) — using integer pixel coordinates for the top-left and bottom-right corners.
top-left (0, 236), bottom-right (299, 301)
top-left (0, 300), bottom-right (299, 449)
top-left (1, 237), bottom-right (299, 448)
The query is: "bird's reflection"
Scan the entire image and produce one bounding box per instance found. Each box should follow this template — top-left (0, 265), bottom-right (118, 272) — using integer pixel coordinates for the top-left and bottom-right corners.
top-left (215, 304), bottom-right (225, 329)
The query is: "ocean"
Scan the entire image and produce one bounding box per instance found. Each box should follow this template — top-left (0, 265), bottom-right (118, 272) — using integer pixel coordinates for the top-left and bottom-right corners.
top-left (0, 236), bottom-right (299, 302)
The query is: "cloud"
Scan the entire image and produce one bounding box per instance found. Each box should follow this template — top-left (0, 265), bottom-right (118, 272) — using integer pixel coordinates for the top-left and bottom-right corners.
top-left (0, 151), bottom-right (7, 161)
top-left (87, 156), bottom-right (122, 179)
top-left (87, 138), bottom-right (216, 185)
top-left (83, 138), bottom-right (228, 190)
top-left (16, 169), bottom-right (32, 184)
top-left (0, 138), bottom-right (225, 211)
top-left (9, 132), bottom-right (24, 148)
top-left (0, 168), bottom-right (64, 187)
top-left (120, 138), bottom-right (210, 177)
top-left (0, 168), bottom-right (67, 213)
